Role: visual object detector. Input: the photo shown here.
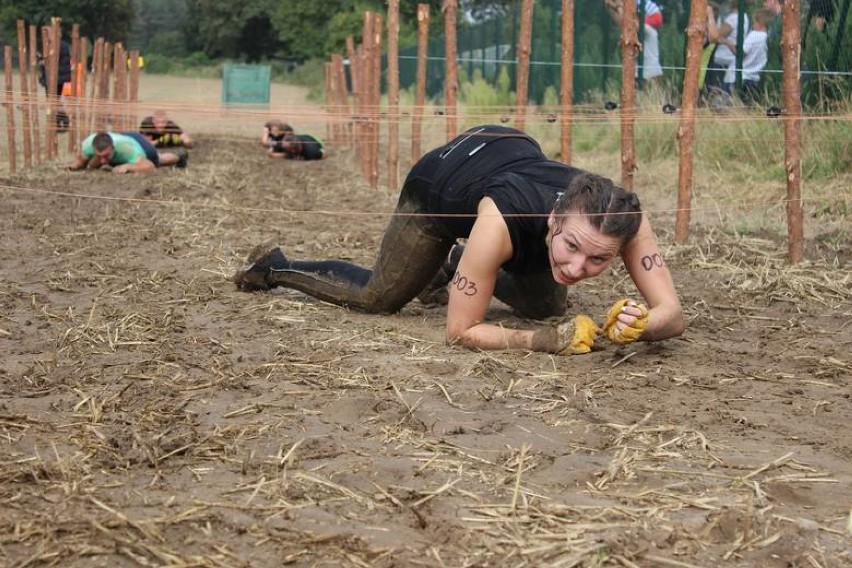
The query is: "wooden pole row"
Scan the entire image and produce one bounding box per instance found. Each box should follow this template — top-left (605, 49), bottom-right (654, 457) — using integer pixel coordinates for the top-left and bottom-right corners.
top-left (3, 19), bottom-right (141, 173)
top-left (44, 20), bottom-right (58, 159)
top-left (443, 0), bottom-right (458, 140)
top-left (16, 21), bottom-right (32, 169)
top-left (411, 3), bottom-right (430, 167)
top-left (387, 0), bottom-right (400, 193)
top-left (515, 0), bottom-right (534, 132)
top-left (4, 46), bottom-right (16, 174)
top-left (619, 1), bottom-right (639, 192)
top-left (29, 24), bottom-right (42, 163)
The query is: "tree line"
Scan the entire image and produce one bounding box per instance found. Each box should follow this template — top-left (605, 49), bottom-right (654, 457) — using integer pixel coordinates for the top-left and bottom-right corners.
top-left (1, 0), bottom-right (514, 62)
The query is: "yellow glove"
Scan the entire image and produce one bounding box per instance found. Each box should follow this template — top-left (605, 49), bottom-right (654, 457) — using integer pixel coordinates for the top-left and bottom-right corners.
top-left (559, 314), bottom-right (601, 354)
top-left (603, 299), bottom-right (649, 344)
top-left (532, 315), bottom-right (600, 354)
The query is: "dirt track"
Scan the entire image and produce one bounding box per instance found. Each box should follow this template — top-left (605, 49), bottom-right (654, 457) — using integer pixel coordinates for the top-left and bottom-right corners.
top-left (1, 134), bottom-right (850, 567)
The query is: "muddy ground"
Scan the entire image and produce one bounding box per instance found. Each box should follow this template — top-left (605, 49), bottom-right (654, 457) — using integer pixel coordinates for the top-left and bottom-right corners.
top-left (0, 132), bottom-right (850, 567)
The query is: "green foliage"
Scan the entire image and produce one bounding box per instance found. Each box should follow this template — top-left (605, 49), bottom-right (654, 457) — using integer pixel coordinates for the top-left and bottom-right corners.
top-left (275, 58), bottom-right (326, 100)
top-left (801, 114), bottom-right (852, 178)
top-left (185, 0), bottom-right (278, 60)
top-left (460, 67), bottom-right (514, 108)
top-left (542, 85), bottom-right (559, 107)
top-left (0, 0), bottom-right (134, 43)
top-left (129, 0), bottom-right (187, 52)
top-left (694, 107), bottom-right (848, 182)
top-left (146, 30), bottom-right (188, 57)
top-left (272, 0), bottom-right (444, 64)
top-left (142, 51), bottom-right (219, 77)
top-left (496, 64), bottom-right (512, 97)
top-left (801, 10), bottom-right (852, 108)
top-left (752, 1), bottom-right (851, 108)
top-left (572, 120), bottom-right (621, 155)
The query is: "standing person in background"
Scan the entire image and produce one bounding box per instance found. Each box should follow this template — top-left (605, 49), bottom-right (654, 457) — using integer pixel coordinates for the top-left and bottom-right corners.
top-left (37, 39), bottom-right (72, 131)
top-left (708, 0), bottom-right (750, 96)
top-left (610, 3), bottom-right (664, 85)
top-left (638, 23), bottom-right (664, 85)
top-left (738, 9), bottom-right (773, 105)
top-left (639, 0), bottom-right (664, 29)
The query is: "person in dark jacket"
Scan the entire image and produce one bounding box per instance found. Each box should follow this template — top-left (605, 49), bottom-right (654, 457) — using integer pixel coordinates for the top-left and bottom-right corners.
top-left (37, 40), bottom-right (72, 130)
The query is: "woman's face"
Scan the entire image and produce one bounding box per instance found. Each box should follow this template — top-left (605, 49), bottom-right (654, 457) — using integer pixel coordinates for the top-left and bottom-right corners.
top-left (546, 212), bottom-right (621, 285)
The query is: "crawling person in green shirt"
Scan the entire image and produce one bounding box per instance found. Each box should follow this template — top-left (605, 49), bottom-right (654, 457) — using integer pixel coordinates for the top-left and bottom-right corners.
top-left (67, 131), bottom-right (187, 173)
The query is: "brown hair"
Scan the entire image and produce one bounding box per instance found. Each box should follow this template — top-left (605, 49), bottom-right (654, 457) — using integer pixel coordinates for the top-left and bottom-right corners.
top-left (553, 172), bottom-right (643, 246)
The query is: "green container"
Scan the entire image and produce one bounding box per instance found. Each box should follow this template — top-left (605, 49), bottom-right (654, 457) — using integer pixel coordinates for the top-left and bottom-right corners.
top-left (221, 64), bottom-right (271, 104)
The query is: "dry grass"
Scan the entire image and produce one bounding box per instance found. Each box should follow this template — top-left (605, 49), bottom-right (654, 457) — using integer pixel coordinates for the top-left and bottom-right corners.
top-left (0, 76), bottom-right (850, 567)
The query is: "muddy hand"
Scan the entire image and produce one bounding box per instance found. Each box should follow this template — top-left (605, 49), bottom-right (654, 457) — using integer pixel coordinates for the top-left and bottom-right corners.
top-left (533, 315), bottom-right (600, 355)
top-left (603, 299), bottom-right (649, 344)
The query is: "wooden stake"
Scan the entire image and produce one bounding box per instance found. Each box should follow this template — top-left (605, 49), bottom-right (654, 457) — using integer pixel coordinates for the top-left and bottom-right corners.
top-left (782, 0), bottom-right (803, 263)
top-left (101, 41), bottom-right (112, 129)
top-left (16, 20), bottom-right (33, 169)
top-left (357, 43), bottom-right (366, 179)
top-left (119, 45), bottom-right (129, 131)
top-left (411, 4), bottom-right (430, 165)
top-left (42, 25), bottom-right (57, 158)
top-left (515, 0), bottom-right (534, 132)
top-left (68, 24), bottom-right (79, 154)
top-left (91, 38), bottom-right (104, 131)
top-left (346, 36), bottom-right (359, 149)
top-left (324, 61), bottom-right (333, 143)
top-left (619, 0), bottom-right (639, 190)
top-left (370, 12), bottom-right (383, 189)
top-left (443, 0), bottom-right (459, 140)
top-left (77, 38), bottom-right (89, 151)
top-left (332, 53), bottom-right (350, 146)
top-left (112, 43), bottom-right (123, 131)
top-left (50, 19), bottom-right (62, 155)
top-left (675, 0), bottom-right (708, 243)
top-left (359, 16), bottom-right (373, 183)
top-left (4, 46), bottom-right (17, 174)
top-left (560, 0), bottom-right (575, 165)
top-left (120, 46), bottom-right (129, 130)
top-left (28, 25), bottom-right (41, 163)
top-left (128, 49), bottom-right (140, 135)
top-left (387, 0), bottom-right (400, 192)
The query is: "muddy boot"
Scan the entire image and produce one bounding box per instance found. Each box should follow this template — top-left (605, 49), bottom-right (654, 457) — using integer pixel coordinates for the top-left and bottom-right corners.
top-left (416, 244), bottom-right (464, 306)
top-left (233, 245), bottom-right (289, 291)
top-left (173, 147), bottom-right (189, 168)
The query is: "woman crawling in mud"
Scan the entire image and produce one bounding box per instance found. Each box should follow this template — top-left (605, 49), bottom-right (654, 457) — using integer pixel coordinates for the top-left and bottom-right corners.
top-left (234, 125), bottom-right (684, 355)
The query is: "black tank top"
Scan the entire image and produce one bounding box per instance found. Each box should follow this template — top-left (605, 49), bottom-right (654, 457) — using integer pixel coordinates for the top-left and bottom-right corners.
top-left (407, 125), bottom-right (583, 273)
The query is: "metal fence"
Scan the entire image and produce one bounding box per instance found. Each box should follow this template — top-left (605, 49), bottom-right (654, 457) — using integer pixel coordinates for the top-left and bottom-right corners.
top-left (395, 0), bottom-right (850, 105)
